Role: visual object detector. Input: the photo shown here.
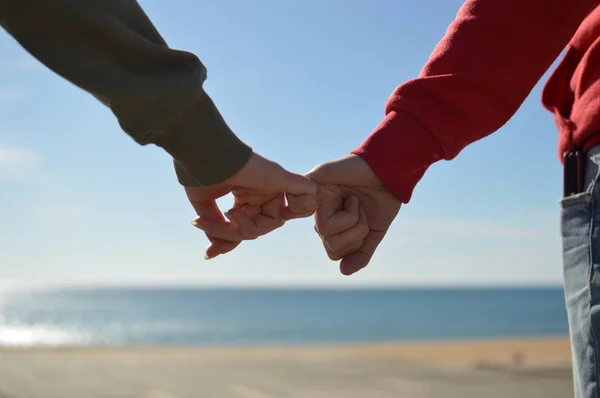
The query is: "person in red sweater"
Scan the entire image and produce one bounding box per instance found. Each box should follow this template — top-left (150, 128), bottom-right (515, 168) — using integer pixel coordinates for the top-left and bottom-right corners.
top-left (307, 1), bottom-right (599, 397)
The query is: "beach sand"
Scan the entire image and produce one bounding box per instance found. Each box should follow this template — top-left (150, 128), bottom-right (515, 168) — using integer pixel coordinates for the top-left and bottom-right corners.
top-left (0, 336), bottom-right (574, 398)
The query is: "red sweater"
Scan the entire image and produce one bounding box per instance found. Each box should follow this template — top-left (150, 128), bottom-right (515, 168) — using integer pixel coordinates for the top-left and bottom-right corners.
top-left (353, 0), bottom-right (600, 203)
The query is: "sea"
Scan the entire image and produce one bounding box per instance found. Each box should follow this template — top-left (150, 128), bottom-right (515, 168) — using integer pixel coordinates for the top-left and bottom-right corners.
top-left (0, 287), bottom-right (568, 347)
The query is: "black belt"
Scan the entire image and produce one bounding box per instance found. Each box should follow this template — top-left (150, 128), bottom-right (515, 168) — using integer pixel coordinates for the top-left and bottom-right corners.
top-left (564, 151), bottom-right (585, 197)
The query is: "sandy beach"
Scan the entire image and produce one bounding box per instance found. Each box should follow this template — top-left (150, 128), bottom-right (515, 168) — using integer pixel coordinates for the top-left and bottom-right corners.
top-left (0, 336), bottom-right (573, 398)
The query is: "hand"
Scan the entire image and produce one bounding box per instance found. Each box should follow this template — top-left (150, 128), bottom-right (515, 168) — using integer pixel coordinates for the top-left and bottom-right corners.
top-left (306, 155), bottom-right (401, 275)
top-left (187, 152), bottom-right (317, 259)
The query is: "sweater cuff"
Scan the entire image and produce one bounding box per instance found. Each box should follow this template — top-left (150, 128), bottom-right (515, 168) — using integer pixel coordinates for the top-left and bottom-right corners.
top-left (351, 110), bottom-right (445, 203)
top-left (152, 90), bottom-right (253, 187)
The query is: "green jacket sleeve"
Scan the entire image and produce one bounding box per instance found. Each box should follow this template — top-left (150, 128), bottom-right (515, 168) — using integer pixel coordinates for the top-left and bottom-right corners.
top-left (0, 0), bottom-right (252, 186)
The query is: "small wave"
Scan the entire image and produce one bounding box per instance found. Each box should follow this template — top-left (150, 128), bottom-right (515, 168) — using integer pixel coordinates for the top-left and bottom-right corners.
top-left (0, 325), bottom-right (88, 347)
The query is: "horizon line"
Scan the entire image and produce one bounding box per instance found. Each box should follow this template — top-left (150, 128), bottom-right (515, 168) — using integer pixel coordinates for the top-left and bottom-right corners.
top-left (0, 281), bottom-right (564, 292)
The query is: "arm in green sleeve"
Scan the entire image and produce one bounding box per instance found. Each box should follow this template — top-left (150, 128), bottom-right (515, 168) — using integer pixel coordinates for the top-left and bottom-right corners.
top-left (0, 0), bottom-right (252, 186)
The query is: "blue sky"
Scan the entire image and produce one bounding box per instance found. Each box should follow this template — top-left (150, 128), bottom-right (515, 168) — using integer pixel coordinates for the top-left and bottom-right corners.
top-left (0, 0), bottom-right (564, 288)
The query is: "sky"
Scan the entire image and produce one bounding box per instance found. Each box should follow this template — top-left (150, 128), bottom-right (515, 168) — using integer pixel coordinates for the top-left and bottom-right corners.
top-left (0, 0), bottom-right (566, 288)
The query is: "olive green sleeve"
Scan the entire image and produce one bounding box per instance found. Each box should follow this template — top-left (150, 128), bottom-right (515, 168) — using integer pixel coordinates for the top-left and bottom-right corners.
top-left (0, 0), bottom-right (252, 186)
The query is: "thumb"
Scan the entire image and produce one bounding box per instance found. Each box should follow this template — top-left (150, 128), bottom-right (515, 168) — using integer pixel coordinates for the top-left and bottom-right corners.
top-left (282, 169), bottom-right (319, 197)
top-left (229, 152), bottom-right (315, 193)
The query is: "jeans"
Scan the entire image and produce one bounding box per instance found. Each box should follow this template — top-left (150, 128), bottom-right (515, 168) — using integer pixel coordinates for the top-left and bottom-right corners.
top-left (562, 144), bottom-right (600, 398)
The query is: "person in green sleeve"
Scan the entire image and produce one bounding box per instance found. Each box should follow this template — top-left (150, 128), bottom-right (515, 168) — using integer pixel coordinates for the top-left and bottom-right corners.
top-left (0, 0), bottom-right (317, 258)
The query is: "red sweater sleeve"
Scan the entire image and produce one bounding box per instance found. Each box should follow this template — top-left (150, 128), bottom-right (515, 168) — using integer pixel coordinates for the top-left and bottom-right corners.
top-left (352, 0), bottom-right (598, 203)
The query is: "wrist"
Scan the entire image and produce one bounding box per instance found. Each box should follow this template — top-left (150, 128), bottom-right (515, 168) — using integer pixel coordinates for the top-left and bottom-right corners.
top-left (351, 110), bottom-right (444, 203)
top-left (154, 90), bottom-right (252, 187)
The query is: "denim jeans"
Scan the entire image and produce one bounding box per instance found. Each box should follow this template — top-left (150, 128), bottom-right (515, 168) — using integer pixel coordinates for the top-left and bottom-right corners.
top-left (562, 144), bottom-right (600, 398)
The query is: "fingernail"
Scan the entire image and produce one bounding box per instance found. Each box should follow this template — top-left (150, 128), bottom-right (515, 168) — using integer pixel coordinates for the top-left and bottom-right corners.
top-left (204, 252), bottom-right (219, 260)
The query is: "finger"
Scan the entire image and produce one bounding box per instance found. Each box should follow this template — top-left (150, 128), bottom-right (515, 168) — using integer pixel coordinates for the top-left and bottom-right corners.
top-left (320, 205), bottom-right (367, 261)
top-left (189, 200), bottom-right (244, 258)
top-left (339, 251), bottom-right (372, 275)
top-left (314, 201), bottom-right (337, 233)
top-left (205, 239), bottom-right (241, 259)
top-left (223, 194), bottom-right (285, 239)
top-left (322, 237), bottom-right (363, 262)
top-left (232, 188), bottom-right (277, 206)
top-left (225, 208), bottom-right (284, 240)
top-left (192, 210), bottom-right (244, 244)
top-left (324, 222), bottom-right (369, 259)
top-left (191, 200), bottom-right (227, 224)
top-left (224, 210), bottom-right (259, 239)
top-left (185, 185), bottom-right (232, 206)
top-left (283, 171), bottom-right (318, 197)
top-left (339, 228), bottom-right (386, 276)
top-left (316, 196), bottom-right (360, 237)
top-left (281, 172), bottom-right (318, 219)
top-left (282, 193), bottom-right (317, 220)
top-left (229, 154), bottom-right (317, 219)
top-left (241, 204), bottom-right (261, 217)
top-left (261, 193), bottom-right (286, 220)
top-left (186, 186), bottom-right (246, 260)
top-left (192, 219), bottom-right (246, 241)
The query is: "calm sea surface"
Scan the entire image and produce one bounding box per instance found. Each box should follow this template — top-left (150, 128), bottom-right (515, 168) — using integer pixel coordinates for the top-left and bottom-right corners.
top-left (0, 287), bottom-right (568, 347)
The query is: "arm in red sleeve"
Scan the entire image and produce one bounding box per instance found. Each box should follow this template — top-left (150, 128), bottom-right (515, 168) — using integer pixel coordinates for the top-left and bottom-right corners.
top-left (352, 0), bottom-right (598, 203)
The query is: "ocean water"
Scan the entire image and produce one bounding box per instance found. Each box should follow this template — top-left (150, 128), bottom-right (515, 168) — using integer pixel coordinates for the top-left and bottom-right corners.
top-left (0, 287), bottom-right (568, 347)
